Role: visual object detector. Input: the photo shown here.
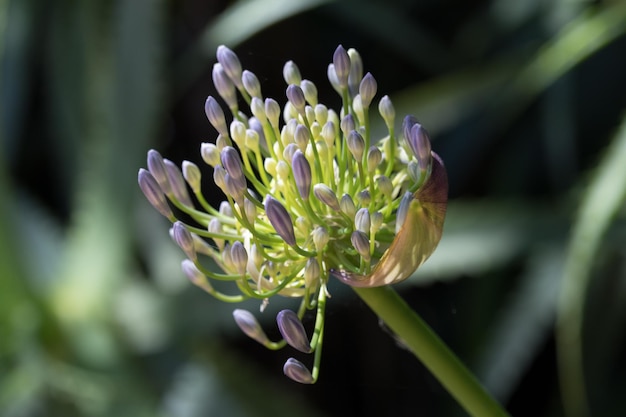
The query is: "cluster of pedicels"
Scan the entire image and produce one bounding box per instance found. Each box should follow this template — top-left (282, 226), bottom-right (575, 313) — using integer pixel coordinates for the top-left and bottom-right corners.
top-left (138, 45), bottom-right (448, 384)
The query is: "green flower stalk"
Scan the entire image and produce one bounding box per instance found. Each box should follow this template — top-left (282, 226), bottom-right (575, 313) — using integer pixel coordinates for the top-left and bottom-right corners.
top-left (138, 45), bottom-right (448, 384)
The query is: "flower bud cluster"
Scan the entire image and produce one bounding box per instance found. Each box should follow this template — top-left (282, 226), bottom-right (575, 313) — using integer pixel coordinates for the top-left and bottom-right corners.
top-left (138, 45), bottom-right (447, 384)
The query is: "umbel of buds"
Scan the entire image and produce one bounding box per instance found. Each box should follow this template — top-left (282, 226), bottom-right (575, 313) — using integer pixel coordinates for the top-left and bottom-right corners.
top-left (138, 45), bottom-right (448, 384)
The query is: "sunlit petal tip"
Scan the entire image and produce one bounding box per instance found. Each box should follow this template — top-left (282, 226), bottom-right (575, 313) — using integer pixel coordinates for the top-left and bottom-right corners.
top-left (276, 310), bottom-right (311, 353)
top-left (283, 358), bottom-right (315, 384)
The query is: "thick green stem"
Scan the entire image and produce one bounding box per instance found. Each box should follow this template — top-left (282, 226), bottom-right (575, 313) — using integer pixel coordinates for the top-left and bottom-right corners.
top-left (353, 286), bottom-right (509, 417)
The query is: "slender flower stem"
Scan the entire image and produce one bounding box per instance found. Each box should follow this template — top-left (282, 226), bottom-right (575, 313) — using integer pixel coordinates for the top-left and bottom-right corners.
top-left (352, 286), bottom-right (510, 417)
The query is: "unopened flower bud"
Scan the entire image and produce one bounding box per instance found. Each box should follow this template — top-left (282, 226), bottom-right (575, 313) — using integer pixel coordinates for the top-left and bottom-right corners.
top-left (243, 197), bottom-right (257, 224)
top-left (204, 96), bottom-right (228, 137)
top-left (357, 189), bottom-right (371, 206)
top-left (314, 104), bottom-right (328, 125)
top-left (304, 258), bottom-right (321, 287)
top-left (366, 146), bottom-right (382, 172)
top-left (208, 218), bottom-right (224, 250)
top-left (294, 124), bottom-right (310, 151)
top-left (250, 97), bottom-right (266, 124)
top-left (347, 130), bottom-right (365, 161)
top-left (283, 358), bottom-right (314, 384)
top-left (313, 184), bottom-right (340, 211)
top-left (233, 309), bottom-right (272, 346)
top-left (283, 60), bottom-right (302, 85)
top-left (359, 72), bottom-right (377, 108)
top-left (242, 70), bottom-right (261, 98)
top-left (310, 227), bottom-right (328, 254)
top-left (347, 48), bottom-right (363, 97)
top-left (200, 143), bottom-right (220, 167)
top-left (409, 123), bottom-right (432, 171)
top-left (137, 169), bottom-right (173, 218)
top-left (172, 221), bottom-right (196, 261)
top-left (164, 159), bottom-right (193, 207)
top-left (230, 241), bottom-right (248, 275)
top-left (265, 98), bottom-right (281, 129)
top-left (277, 310), bottom-right (311, 353)
top-left (340, 194), bottom-right (356, 218)
top-left (351, 230), bottom-right (371, 261)
top-left (219, 200), bottom-right (233, 216)
top-left (229, 120), bottom-right (246, 146)
top-left (355, 208), bottom-right (371, 235)
top-left (376, 175), bottom-right (393, 198)
top-left (333, 45), bottom-right (350, 89)
top-left (264, 196), bottom-right (296, 247)
top-left (181, 259), bottom-right (207, 287)
top-left (147, 149), bottom-right (170, 193)
top-left (321, 121), bottom-right (335, 146)
top-left (371, 211), bottom-right (383, 233)
top-left (212, 165), bottom-right (227, 191)
top-left (212, 63), bottom-right (237, 109)
top-left (220, 146), bottom-right (245, 183)
top-left (286, 84), bottom-right (306, 113)
top-left (182, 160), bottom-right (201, 193)
top-left (378, 95), bottom-right (395, 128)
top-left (327, 64), bottom-right (341, 93)
top-left (216, 45), bottom-right (243, 89)
top-left (300, 79), bottom-right (318, 106)
top-left (340, 114), bottom-right (356, 136)
top-left (292, 151), bottom-right (312, 199)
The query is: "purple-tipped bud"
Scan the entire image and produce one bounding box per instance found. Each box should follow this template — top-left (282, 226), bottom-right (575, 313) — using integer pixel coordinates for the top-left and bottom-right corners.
top-left (277, 310), bottom-right (311, 353)
top-left (242, 70), bottom-right (261, 98)
top-left (283, 60), bottom-right (302, 85)
top-left (359, 73), bottom-right (377, 108)
top-left (351, 230), bottom-right (371, 261)
top-left (283, 358), bottom-right (314, 384)
top-left (172, 221), bottom-right (196, 260)
top-left (265, 98), bottom-right (281, 129)
top-left (212, 63), bottom-right (237, 109)
top-left (355, 208), bottom-right (371, 235)
top-left (216, 45), bottom-right (243, 88)
top-left (332, 45), bottom-right (350, 89)
top-left (378, 95), bottom-right (395, 128)
top-left (220, 146), bottom-right (245, 182)
top-left (347, 48), bottom-right (363, 97)
top-left (409, 123), bottom-right (432, 170)
top-left (357, 189), bottom-right (371, 206)
top-left (366, 146), bottom-right (382, 172)
top-left (347, 130), bottom-right (365, 161)
top-left (224, 173), bottom-right (245, 202)
top-left (286, 84), bottom-right (306, 113)
top-left (313, 184), bottom-right (340, 211)
top-left (340, 114), bottom-right (356, 136)
top-left (146, 150), bottom-right (171, 194)
top-left (300, 79), bottom-right (318, 106)
top-left (230, 241), bottom-right (248, 275)
top-left (248, 117), bottom-right (267, 151)
top-left (204, 96), bottom-right (228, 137)
top-left (233, 309), bottom-right (272, 346)
top-left (200, 143), bottom-right (220, 167)
top-left (340, 194), bottom-right (356, 218)
top-left (292, 151), bottom-right (312, 200)
top-left (138, 169), bottom-right (173, 218)
top-left (294, 124), bottom-right (310, 151)
top-left (182, 160), bottom-right (201, 193)
top-left (181, 259), bottom-right (206, 287)
top-left (219, 200), bottom-right (233, 216)
top-left (264, 196), bottom-right (296, 247)
top-left (163, 159), bottom-right (193, 207)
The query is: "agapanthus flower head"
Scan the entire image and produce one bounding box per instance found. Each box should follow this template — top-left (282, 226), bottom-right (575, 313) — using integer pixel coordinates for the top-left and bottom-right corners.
top-left (138, 45), bottom-right (447, 383)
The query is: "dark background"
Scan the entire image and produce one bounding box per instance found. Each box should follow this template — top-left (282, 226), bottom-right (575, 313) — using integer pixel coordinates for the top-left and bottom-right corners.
top-left (1, 0), bottom-right (626, 416)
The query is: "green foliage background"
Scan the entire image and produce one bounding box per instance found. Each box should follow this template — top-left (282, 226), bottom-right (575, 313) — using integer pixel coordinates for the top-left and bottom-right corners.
top-left (1, 0), bottom-right (625, 416)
